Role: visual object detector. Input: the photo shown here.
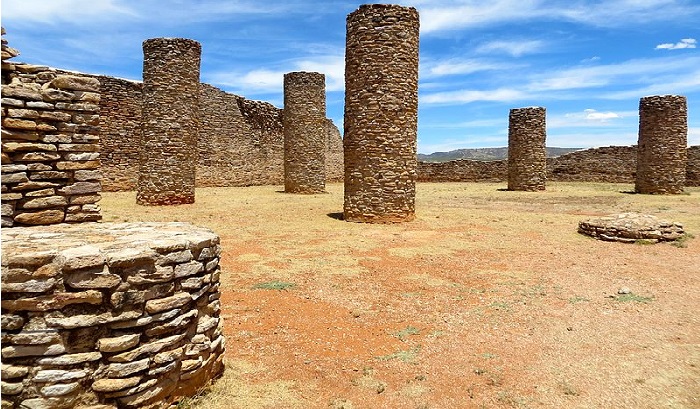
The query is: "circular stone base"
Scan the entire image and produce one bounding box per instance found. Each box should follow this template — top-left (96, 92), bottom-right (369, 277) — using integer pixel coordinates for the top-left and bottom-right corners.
top-left (578, 212), bottom-right (684, 243)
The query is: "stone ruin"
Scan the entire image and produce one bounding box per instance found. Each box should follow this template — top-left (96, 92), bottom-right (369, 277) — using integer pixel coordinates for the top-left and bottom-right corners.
top-left (1, 29), bottom-right (102, 228)
top-left (137, 38), bottom-right (202, 206)
top-left (343, 4), bottom-right (420, 223)
top-left (2, 30), bottom-right (225, 408)
top-left (507, 107), bottom-right (547, 191)
top-left (283, 71), bottom-right (327, 194)
top-left (578, 212), bottom-right (685, 243)
top-left (635, 95), bottom-right (688, 194)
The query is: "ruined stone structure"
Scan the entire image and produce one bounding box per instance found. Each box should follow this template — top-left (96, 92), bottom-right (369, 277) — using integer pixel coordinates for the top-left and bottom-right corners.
top-left (283, 71), bottom-right (327, 194)
top-left (635, 95), bottom-right (688, 194)
top-left (578, 213), bottom-right (684, 243)
top-left (137, 38), bottom-right (201, 205)
top-left (1, 222), bottom-right (225, 409)
top-left (417, 145), bottom-right (700, 186)
top-left (687, 145), bottom-right (700, 187)
top-left (343, 4), bottom-right (420, 223)
top-left (507, 107), bottom-right (547, 191)
top-left (93, 77), bottom-right (343, 192)
top-left (1, 29), bottom-right (102, 227)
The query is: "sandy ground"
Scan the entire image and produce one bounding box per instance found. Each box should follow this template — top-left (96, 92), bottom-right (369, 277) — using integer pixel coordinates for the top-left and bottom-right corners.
top-left (100, 182), bottom-right (700, 409)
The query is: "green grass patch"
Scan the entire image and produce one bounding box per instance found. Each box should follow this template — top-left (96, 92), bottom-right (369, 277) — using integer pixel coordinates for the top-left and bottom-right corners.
top-left (615, 293), bottom-right (653, 303)
top-left (377, 345), bottom-right (422, 363)
top-left (670, 233), bottom-right (694, 248)
top-left (252, 281), bottom-right (296, 291)
top-left (568, 296), bottom-right (590, 304)
top-left (394, 326), bottom-right (420, 340)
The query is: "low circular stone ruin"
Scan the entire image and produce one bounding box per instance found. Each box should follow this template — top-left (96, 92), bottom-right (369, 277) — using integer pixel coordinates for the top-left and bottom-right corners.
top-left (1, 222), bottom-right (225, 409)
top-left (578, 212), bottom-right (684, 243)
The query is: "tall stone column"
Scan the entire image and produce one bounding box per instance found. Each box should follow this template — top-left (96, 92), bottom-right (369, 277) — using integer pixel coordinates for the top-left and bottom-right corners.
top-left (137, 38), bottom-right (201, 205)
top-left (283, 71), bottom-right (327, 194)
top-left (343, 4), bottom-right (420, 223)
top-left (635, 95), bottom-right (687, 194)
top-left (507, 107), bottom-right (547, 191)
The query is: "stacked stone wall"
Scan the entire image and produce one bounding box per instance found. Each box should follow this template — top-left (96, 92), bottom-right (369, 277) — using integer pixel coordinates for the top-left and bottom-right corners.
top-left (507, 107), bottom-right (547, 191)
top-left (137, 38), bottom-right (201, 205)
top-left (97, 76), bottom-right (142, 192)
top-left (1, 32), bottom-right (102, 227)
top-left (635, 95), bottom-right (687, 194)
top-left (417, 145), bottom-right (698, 185)
top-left (343, 4), bottom-right (420, 223)
top-left (283, 71), bottom-right (326, 193)
top-left (1, 222), bottom-right (225, 409)
top-left (546, 146), bottom-right (637, 183)
top-left (687, 145), bottom-right (700, 187)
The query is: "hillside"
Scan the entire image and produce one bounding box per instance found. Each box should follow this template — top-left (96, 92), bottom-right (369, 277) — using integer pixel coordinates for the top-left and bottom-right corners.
top-left (418, 147), bottom-right (582, 162)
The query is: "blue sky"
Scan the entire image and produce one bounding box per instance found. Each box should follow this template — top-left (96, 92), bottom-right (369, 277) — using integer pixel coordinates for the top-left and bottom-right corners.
top-left (2, 0), bottom-right (699, 154)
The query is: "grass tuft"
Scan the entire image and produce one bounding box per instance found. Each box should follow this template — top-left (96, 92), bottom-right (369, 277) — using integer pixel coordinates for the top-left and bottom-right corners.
top-left (252, 281), bottom-right (296, 291)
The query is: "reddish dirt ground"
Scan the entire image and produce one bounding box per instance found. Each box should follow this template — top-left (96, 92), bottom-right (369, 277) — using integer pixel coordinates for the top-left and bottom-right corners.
top-left (102, 183), bottom-right (700, 408)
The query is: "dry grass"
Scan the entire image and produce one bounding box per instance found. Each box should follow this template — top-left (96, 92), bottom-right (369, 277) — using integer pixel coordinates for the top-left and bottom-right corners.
top-left (100, 182), bottom-right (700, 409)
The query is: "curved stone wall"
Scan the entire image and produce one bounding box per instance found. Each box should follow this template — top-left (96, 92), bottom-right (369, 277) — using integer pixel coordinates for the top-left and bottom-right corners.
top-left (635, 95), bottom-right (687, 194)
top-left (343, 4), bottom-right (420, 223)
top-left (507, 107), bottom-right (547, 191)
top-left (137, 38), bottom-right (201, 205)
top-left (1, 222), bottom-right (225, 409)
top-left (283, 71), bottom-right (326, 193)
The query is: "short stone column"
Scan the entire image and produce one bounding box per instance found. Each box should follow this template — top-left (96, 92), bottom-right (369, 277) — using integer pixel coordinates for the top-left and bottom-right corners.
top-left (507, 107), bottom-right (547, 191)
top-left (137, 38), bottom-right (201, 205)
top-left (283, 71), bottom-right (327, 194)
top-left (635, 95), bottom-right (687, 194)
top-left (343, 4), bottom-right (420, 223)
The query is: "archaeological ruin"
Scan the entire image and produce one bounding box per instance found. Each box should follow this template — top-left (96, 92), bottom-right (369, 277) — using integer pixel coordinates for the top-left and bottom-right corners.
top-left (507, 107), bottom-right (547, 191)
top-left (136, 38), bottom-right (202, 206)
top-left (635, 95), bottom-right (688, 194)
top-left (343, 4), bottom-right (420, 223)
top-left (283, 71), bottom-right (327, 194)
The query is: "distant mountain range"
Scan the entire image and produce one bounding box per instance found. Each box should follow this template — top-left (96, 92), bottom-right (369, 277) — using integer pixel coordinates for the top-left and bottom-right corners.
top-left (418, 147), bottom-right (583, 163)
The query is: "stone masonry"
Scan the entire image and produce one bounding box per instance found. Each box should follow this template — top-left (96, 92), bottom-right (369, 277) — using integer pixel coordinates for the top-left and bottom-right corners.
top-left (137, 38), bottom-right (201, 206)
top-left (1, 29), bottom-right (102, 227)
top-left (508, 107), bottom-right (547, 191)
top-left (283, 71), bottom-right (327, 194)
top-left (343, 4), bottom-right (420, 223)
top-left (635, 95), bottom-right (687, 194)
top-left (1, 222), bottom-right (225, 409)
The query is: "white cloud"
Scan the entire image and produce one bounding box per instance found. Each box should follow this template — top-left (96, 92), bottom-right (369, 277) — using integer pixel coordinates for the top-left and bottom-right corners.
top-left (688, 127), bottom-right (700, 146)
top-left (548, 109), bottom-right (637, 128)
top-left (546, 130), bottom-right (639, 148)
top-left (1, 0), bottom-right (136, 24)
top-left (422, 88), bottom-right (525, 104)
top-left (475, 40), bottom-right (544, 57)
top-left (656, 38), bottom-right (697, 50)
top-left (422, 59), bottom-right (514, 77)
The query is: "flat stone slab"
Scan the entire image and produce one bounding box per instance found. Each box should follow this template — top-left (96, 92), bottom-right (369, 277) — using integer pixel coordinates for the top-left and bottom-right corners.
top-left (578, 212), bottom-right (684, 243)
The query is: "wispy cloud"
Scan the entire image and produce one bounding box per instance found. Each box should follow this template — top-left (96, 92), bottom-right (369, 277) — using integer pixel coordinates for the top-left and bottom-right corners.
top-left (656, 38), bottom-right (697, 50)
top-left (415, 0), bottom-right (700, 33)
top-left (548, 109), bottom-right (637, 128)
top-left (421, 58), bottom-right (515, 77)
top-left (1, 0), bottom-right (137, 24)
top-left (475, 40), bottom-right (544, 57)
top-left (422, 88), bottom-right (525, 104)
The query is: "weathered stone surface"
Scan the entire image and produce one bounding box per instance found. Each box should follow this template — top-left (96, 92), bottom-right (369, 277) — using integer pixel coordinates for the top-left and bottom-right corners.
top-left (1, 314), bottom-right (25, 330)
top-left (64, 268), bottom-right (120, 289)
top-left (92, 377), bottom-right (141, 393)
top-left (20, 196), bottom-right (68, 209)
top-left (145, 292), bottom-right (191, 314)
top-left (1, 343), bottom-right (65, 358)
top-left (98, 334), bottom-right (140, 353)
top-left (1, 364), bottom-right (29, 379)
top-left (104, 358), bottom-right (150, 378)
top-left (173, 261), bottom-right (203, 278)
top-left (33, 369), bottom-right (88, 383)
top-left (59, 245), bottom-right (105, 271)
top-left (13, 210), bottom-right (64, 225)
top-left (108, 333), bottom-right (186, 363)
top-left (1, 277), bottom-right (57, 293)
top-left (45, 309), bottom-right (142, 329)
top-left (36, 352), bottom-right (101, 366)
top-left (343, 4), bottom-right (419, 223)
top-left (40, 382), bottom-right (80, 397)
top-left (49, 75), bottom-right (100, 92)
top-left (578, 213), bottom-right (685, 243)
top-left (1, 290), bottom-right (102, 311)
top-left (508, 107), bottom-right (547, 191)
top-left (1, 381), bottom-right (23, 395)
top-left (7, 329), bottom-right (60, 345)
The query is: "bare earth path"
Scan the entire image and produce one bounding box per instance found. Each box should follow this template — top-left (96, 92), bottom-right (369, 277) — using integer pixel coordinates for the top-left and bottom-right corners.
top-left (100, 182), bottom-right (700, 409)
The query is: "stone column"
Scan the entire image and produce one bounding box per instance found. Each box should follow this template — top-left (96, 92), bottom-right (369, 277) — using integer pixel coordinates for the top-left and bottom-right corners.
top-left (137, 38), bottom-right (201, 205)
top-left (635, 95), bottom-right (687, 194)
top-left (507, 107), bottom-right (547, 191)
top-left (343, 4), bottom-right (420, 223)
top-left (283, 71), bottom-right (327, 194)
